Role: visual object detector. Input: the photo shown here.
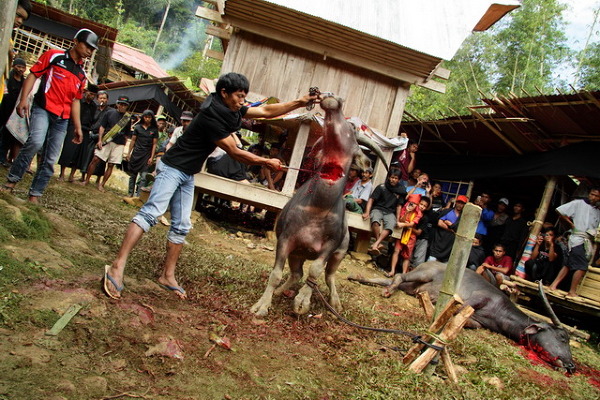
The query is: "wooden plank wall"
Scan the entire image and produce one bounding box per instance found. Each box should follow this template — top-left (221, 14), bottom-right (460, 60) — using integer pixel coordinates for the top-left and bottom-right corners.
top-left (222, 31), bottom-right (408, 136)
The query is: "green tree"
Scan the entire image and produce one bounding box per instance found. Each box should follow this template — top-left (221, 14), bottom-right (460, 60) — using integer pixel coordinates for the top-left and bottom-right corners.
top-left (492, 0), bottom-right (570, 94)
top-left (577, 41), bottom-right (600, 90)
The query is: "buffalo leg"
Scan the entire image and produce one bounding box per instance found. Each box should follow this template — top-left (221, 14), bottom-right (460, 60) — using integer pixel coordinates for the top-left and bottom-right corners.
top-left (274, 255), bottom-right (304, 296)
top-left (347, 275), bottom-right (393, 287)
top-left (251, 245), bottom-right (289, 316)
top-left (324, 250), bottom-right (346, 311)
top-left (294, 256), bottom-right (327, 315)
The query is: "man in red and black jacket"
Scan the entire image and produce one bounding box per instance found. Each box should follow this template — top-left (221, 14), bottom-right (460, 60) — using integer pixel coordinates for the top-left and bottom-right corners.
top-left (2, 29), bottom-right (97, 203)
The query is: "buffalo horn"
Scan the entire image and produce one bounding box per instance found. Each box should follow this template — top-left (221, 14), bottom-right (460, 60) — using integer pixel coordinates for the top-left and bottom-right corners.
top-left (355, 131), bottom-right (389, 172)
top-left (538, 280), bottom-right (562, 328)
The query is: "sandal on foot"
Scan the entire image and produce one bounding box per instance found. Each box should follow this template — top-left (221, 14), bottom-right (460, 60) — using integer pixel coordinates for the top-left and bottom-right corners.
top-left (102, 265), bottom-right (123, 299)
top-left (158, 283), bottom-right (187, 299)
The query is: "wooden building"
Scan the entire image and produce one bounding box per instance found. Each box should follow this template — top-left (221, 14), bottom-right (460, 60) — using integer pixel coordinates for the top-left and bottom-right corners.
top-left (194, 1), bottom-right (518, 249)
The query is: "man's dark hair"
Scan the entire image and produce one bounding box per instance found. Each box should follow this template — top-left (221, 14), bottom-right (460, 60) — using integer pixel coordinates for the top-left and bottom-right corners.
top-left (590, 186), bottom-right (600, 193)
top-left (420, 196), bottom-right (431, 206)
top-left (388, 169), bottom-right (401, 178)
top-left (493, 243), bottom-right (506, 251)
top-left (18, 0), bottom-right (32, 19)
top-left (216, 72), bottom-right (250, 94)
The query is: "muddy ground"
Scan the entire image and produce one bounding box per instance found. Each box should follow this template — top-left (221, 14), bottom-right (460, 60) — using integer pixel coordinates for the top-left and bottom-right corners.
top-left (0, 170), bottom-right (599, 400)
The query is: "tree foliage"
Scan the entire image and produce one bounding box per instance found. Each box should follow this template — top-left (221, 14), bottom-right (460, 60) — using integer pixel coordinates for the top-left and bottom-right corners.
top-left (407, 0), bottom-right (573, 119)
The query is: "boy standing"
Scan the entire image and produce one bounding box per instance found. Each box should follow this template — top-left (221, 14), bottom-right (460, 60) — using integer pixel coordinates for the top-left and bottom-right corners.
top-left (362, 169), bottom-right (406, 256)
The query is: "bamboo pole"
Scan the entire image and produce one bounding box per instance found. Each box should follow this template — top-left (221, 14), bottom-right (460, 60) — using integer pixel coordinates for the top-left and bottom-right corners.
top-left (434, 202), bottom-right (481, 316)
top-left (515, 177), bottom-right (556, 278)
top-left (0, 2), bottom-right (17, 88)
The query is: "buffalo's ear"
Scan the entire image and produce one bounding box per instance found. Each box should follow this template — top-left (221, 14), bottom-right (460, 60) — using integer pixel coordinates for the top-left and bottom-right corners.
top-left (524, 323), bottom-right (546, 335)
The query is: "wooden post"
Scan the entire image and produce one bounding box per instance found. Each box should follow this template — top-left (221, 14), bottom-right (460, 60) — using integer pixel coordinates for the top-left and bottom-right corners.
top-left (435, 202), bottom-right (481, 316)
top-left (281, 122), bottom-right (310, 195)
top-left (514, 176), bottom-right (556, 278)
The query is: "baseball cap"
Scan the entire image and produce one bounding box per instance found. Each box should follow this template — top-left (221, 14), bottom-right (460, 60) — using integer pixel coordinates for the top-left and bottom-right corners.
top-left (74, 29), bottom-right (99, 50)
top-left (456, 195), bottom-right (469, 203)
top-left (498, 197), bottom-right (509, 206)
top-left (12, 58), bottom-right (26, 67)
top-left (365, 167), bottom-right (373, 174)
top-left (180, 111), bottom-right (194, 121)
top-left (156, 114), bottom-right (167, 121)
top-left (116, 95), bottom-right (130, 105)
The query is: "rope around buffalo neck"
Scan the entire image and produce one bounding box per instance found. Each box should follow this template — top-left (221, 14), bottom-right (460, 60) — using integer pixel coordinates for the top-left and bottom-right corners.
top-left (306, 279), bottom-right (444, 352)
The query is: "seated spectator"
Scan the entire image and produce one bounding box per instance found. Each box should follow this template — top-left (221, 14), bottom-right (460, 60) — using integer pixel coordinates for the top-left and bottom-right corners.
top-left (344, 167), bottom-right (373, 213)
top-left (206, 132), bottom-right (250, 183)
top-left (525, 226), bottom-right (563, 285)
top-left (407, 168), bottom-right (421, 188)
top-left (428, 195), bottom-right (468, 262)
top-left (362, 169), bottom-right (406, 256)
top-left (410, 196), bottom-right (433, 266)
top-left (260, 143), bottom-right (286, 190)
top-left (466, 234), bottom-right (486, 270)
top-left (477, 243), bottom-right (513, 285)
top-left (406, 172), bottom-right (431, 198)
top-left (344, 164), bottom-right (361, 194)
top-left (388, 194), bottom-right (422, 276)
top-left (247, 143), bottom-right (267, 181)
top-left (430, 182), bottom-right (448, 212)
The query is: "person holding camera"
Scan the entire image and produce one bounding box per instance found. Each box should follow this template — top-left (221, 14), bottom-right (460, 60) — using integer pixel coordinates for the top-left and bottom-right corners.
top-left (405, 172), bottom-right (431, 198)
top-left (525, 226), bottom-right (563, 285)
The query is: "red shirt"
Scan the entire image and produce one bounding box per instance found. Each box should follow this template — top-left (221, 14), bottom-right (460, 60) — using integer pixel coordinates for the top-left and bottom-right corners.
top-left (483, 255), bottom-right (513, 274)
top-left (31, 49), bottom-right (86, 119)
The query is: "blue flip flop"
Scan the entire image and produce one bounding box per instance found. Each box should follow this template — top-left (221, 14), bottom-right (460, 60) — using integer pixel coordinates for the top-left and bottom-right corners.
top-left (103, 265), bottom-right (123, 299)
top-left (158, 283), bottom-right (187, 298)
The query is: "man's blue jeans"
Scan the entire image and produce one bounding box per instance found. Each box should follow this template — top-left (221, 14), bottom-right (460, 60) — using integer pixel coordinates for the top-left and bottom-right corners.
top-left (7, 105), bottom-right (69, 197)
top-left (132, 163), bottom-right (194, 245)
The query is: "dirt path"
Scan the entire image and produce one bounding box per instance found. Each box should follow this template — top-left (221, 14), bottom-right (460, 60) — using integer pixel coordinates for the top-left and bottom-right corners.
top-left (0, 174), bottom-right (599, 400)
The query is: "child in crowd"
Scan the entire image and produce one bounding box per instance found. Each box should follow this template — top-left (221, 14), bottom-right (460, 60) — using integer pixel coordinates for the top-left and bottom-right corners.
top-left (410, 196), bottom-right (432, 267)
top-left (388, 194), bottom-right (422, 276)
top-left (477, 243), bottom-right (513, 285)
top-left (363, 169), bottom-right (406, 256)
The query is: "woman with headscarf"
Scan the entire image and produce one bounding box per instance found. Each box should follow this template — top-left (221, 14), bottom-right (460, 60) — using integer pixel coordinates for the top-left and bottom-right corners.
top-left (125, 109), bottom-right (158, 197)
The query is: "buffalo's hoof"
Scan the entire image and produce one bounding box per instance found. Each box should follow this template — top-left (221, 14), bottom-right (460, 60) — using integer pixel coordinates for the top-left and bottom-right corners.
top-left (250, 302), bottom-right (270, 317)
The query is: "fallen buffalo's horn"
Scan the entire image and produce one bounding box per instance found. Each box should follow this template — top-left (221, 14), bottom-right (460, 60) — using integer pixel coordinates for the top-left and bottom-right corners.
top-left (538, 280), bottom-right (563, 328)
top-left (355, 131), bottom-right (388, 171)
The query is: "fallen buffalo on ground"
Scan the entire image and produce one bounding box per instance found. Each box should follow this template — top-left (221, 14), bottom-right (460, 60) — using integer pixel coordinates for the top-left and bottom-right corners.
top-left (348, 261), bottom-right (575, 372)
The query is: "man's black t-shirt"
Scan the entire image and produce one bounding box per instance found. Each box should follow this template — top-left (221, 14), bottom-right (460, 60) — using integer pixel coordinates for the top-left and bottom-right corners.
top-left (162, 94), bottom-right (249, 175)
top-left (99, 108), bottom-right (129, 145)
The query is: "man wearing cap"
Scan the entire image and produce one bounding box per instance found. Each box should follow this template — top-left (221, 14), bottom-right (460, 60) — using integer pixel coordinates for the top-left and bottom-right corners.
top-left (345, 167), bottom-right (373, 213)
top-left (102, 72), bottom-right (318, 300)
top-left (428, 194), bottom-right (468, 262)
top-left (0, 58), bottom-right (27, 167)
top-left (81, 95), bottom-right (131, 192)
top-left (487, 197), bottom-right (510, 254)
top-left (2, 28), bottom-right (97, 202)
top-left (166, 111), bottom-right (193, 150)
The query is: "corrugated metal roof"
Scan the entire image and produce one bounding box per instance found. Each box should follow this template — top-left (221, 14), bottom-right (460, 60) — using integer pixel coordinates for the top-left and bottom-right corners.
top-left (240, 0), bottom-right (519, 60)
top-left (112, 43), bottom-right (169, 78)
top-left (400, 91), bottom-right (600, 156)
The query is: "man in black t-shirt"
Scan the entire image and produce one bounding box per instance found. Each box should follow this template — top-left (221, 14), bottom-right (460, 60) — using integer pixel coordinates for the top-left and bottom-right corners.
top-left (102, 73), bottom-right (318, 300)
top-left (81, 95), bottom-right (131, 191)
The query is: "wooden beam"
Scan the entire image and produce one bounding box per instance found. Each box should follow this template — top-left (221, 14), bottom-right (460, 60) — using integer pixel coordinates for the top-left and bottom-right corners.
top-left (467, 107), bottom-right (523, 155)
top-left (195, 6), bottom-right (223, 23)
top-left (206, 24), bottom-right (232, 41)
top-left (433, 66), bottom-right (451, 80)
top-left (224, 16), bottom-right (444, 93)
top-left (281, 122), bottom-right (309, 195)
top-left (205, 49), bottom-right (224, 61)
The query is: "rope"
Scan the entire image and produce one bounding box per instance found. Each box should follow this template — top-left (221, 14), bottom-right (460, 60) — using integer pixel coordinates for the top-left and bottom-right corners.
top-left (306, 279), bottom-right (444, 352)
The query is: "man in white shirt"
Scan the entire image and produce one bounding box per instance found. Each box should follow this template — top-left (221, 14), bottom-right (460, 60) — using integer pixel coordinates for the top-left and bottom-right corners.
top-left (344, 167), bottom-right (373, 213)
top-left (549, 187), bottom-right (600, 297)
